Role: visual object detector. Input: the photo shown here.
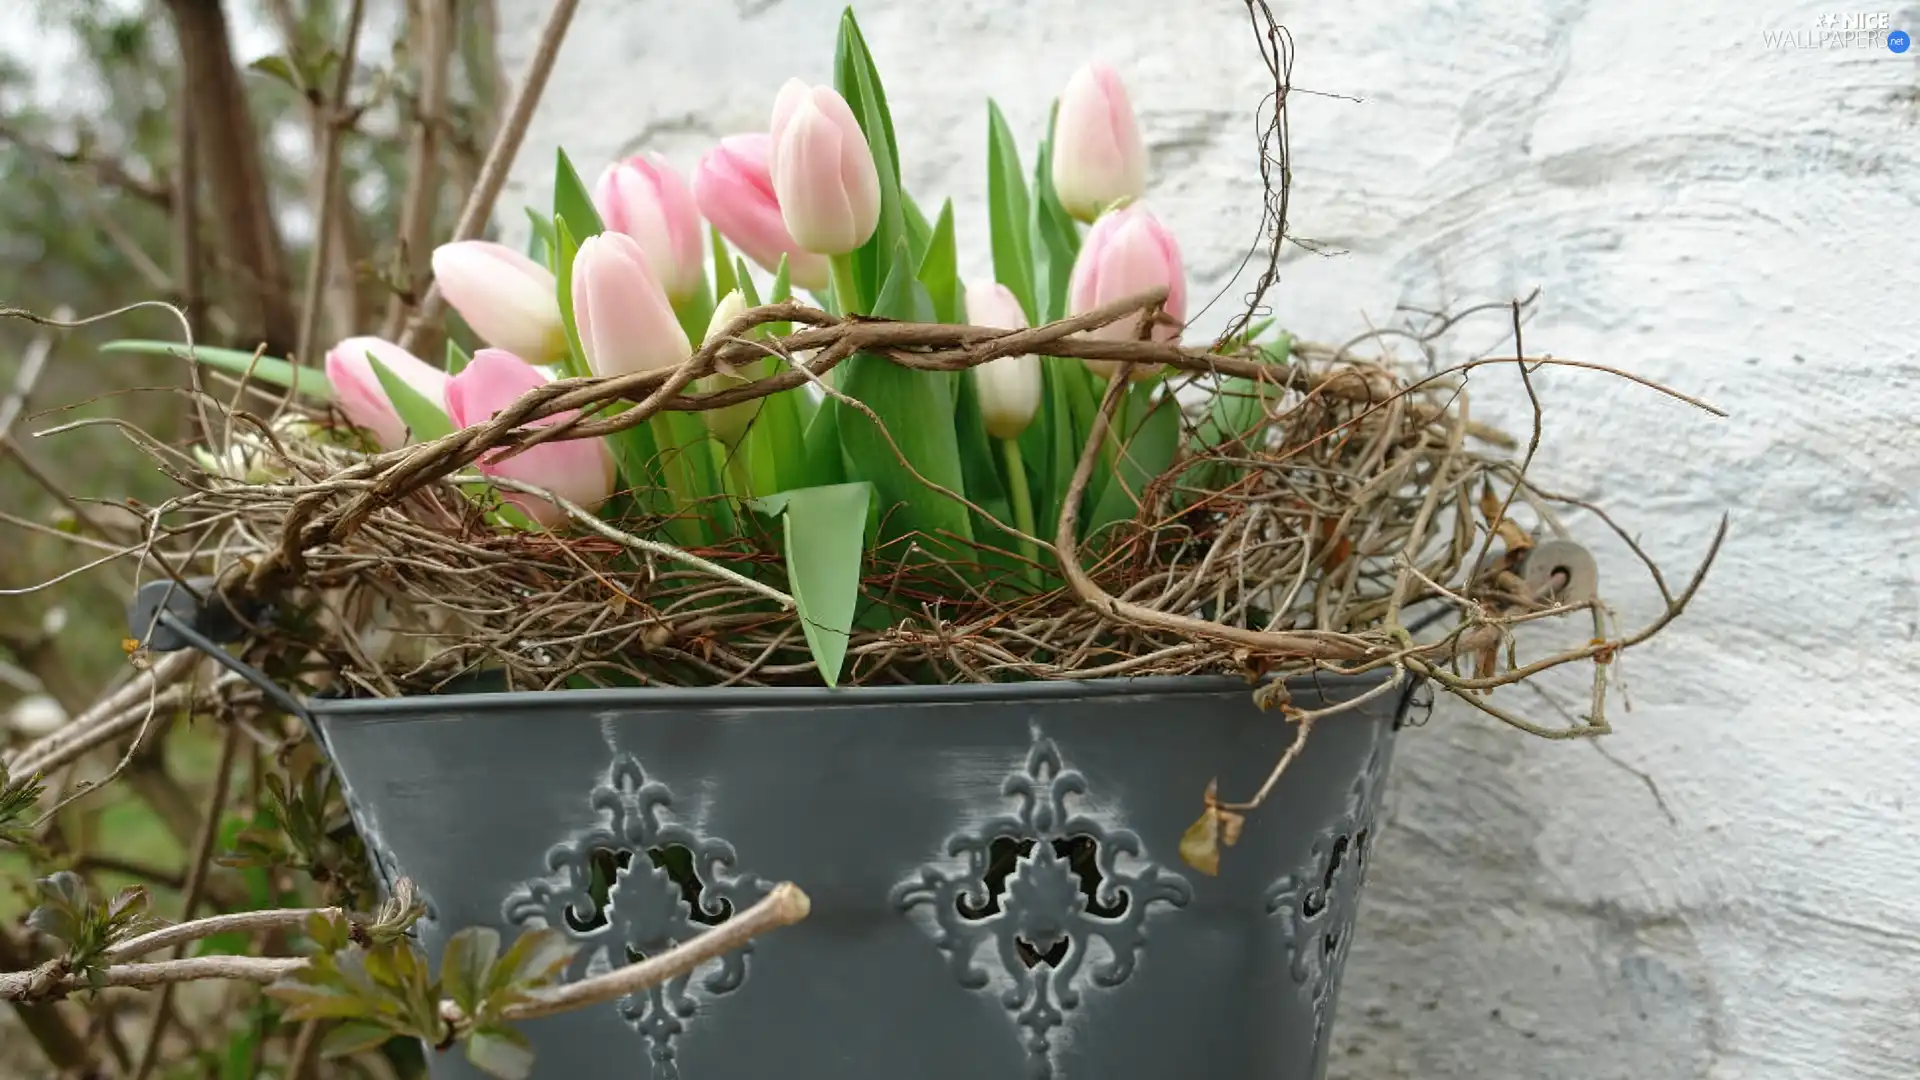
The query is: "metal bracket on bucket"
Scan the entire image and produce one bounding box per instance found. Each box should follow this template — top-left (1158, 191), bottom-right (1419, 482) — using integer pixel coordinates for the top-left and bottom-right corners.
top-left (126, 577), bottom-right (311, 724)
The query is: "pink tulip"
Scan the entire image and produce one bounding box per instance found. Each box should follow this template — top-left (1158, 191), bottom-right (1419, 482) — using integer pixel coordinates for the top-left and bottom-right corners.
top-left (691, 134), bottom-right (831, 291)
top-left (431, 241), bottom-right (568, 364)
top-left (444, 348), bottom-right (615, 526)
top-left (1067, 203), bottom-right (1186, 380)
top-left (324, 336), bottom-right (450, 450)
top-left (1051, 63), bottom-right (1147, 224)
top-left (571, 231), bottom-right (692, 378)
top-left (963, 282), bottom-right (1041, 441)
top-left (767, 79), bottom-right (882, 257)
top-left (592, 153), bottom-right (705, 303)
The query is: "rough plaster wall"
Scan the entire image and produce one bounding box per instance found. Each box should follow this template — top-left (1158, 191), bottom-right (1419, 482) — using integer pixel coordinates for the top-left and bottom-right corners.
top-left (499, 1), bottom-right (1920, 1076)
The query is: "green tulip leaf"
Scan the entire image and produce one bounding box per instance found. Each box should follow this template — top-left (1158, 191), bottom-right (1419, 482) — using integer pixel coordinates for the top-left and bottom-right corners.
top-left (839, 245), bottom-right (972, 560)
top-left (801, 391), bottom-right (845, 487)
top-left (551, 216), bottom-right (590, 380)
top-left (752, 482), bottom-right (873, 687)
top-left (985, 100), bottom-right (1038, 324)
top-left (100, 341), bottom-right (332, 400)
top-left (1030, 101), bottom-right (1084, 324)
top-left (1024, 358), bottom-right (1083, 540)
top-left (365, 350), bottom-right (454, 445)
top-left (711, 226), bottom-right (738, 301)
top-left (901, 190), bottom-right (934, 268)
top-left (1082, 382), bottom-right (1183, 545)
top-left (446, 339), bottom-right (471, 376)
top-left (734, 263), bottom-right (763, 308)
top-left (552, 147), bottom-right (605, 248)
top-left (524, 206), bottom-right (557, 270)
top-left (833, 8), bottom-right (907, 313)
top-left (916, 199), bottom-right (961, 325)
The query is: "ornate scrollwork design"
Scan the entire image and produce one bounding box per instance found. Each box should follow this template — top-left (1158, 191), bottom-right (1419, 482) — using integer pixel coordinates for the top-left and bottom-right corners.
top-left (892, 735), bottom-right (1191, 1078)
top-left (503, 754), bottom-right (765, 1079)
top-left (1262, 731), bottom-right (1390, 1046)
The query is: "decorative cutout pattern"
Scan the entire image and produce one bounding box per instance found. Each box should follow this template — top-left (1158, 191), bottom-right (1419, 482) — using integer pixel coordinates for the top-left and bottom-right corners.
top-left (892, 736), bottom-right (1191, 1078)
top-left (503, 755), bottom-right (764, 1079)
top-left (1262, 728), bottom-right (1391, 1047)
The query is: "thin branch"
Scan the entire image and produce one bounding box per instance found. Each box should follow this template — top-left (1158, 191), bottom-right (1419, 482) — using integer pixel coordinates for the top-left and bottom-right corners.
top-left (3, 650), bottom-right (202, 778)
top-left (3, 884), bottom-right (811, 1024)
top-left (489, 882), bottom-right (810, 1023)
top-left (397, 0), bottom-right (582, 354)
top-left (383, 0), bottom-right (455, 339)
top-left (295, 0), bottom-right (370, 364)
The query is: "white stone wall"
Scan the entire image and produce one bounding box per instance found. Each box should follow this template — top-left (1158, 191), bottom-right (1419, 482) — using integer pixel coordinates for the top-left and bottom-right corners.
top-left (501, 2), bottom-right (1920, 1076)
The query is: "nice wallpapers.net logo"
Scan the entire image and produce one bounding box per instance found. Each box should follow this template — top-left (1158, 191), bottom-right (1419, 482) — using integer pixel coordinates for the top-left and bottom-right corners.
top-left (1761, 11), bottom-right (1912, 51)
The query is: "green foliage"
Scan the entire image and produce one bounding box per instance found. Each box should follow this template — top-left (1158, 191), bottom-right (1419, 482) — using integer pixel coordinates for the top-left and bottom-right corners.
top-left (0, 763), bottom-right (44, 849)
top-left (97, 341), bottom-right (335, 398)
top-left (366, 349), bottom-right (455, 444)
top-left (267, 891), bottom-right (573, 1080)
top-left (24, 870), bottom-right (157, 984)
top-left (752, 483), bottom-right (874, 687)
top-left (216, 746), bottom-right (373, 906)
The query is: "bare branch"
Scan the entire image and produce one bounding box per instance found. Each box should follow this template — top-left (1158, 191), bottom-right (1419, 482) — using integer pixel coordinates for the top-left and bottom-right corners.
top-left (397, 0), bottom-right (583, 354)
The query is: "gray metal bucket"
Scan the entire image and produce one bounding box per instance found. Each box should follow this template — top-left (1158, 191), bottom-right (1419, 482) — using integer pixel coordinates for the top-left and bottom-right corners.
top-left (302, 673), bottom-right (1414, 1080)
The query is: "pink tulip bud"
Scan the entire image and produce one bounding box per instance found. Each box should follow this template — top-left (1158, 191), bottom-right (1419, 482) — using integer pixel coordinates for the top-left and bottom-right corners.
top-left (691, 134), bottom-right (831, 291)
top-left (767, 79), bottom-right (882, 257)
top-left (323, 336), bottom-right (451, 450)
top-left (430, 241), bottom-right (569, 364)
top-left (1050, 63), bottom-right (1147, 224)
top-left (1067, 203), bottom-right (1186, 381)
top-left (592, 153), bottom-right (705, 303)
top-left (571, 231), bottom-right (692, 378)
top-left (444, 348), bottom-right (616, 526)
top-left (697, 290), bottom-right (763, 446)
top-left (963, 282), bottom-right (1041, 440)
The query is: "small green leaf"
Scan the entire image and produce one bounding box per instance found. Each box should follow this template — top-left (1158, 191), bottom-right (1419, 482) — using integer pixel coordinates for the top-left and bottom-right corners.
top-left (365, 351), bottom-right (454, 444)
top-left (466, 1026), bottom-right (537, 1080)
top-left (442, 926), bottom-right (501, 1016)
top-left (319, 1020), bottom-right (395, 1060)
top-left (900, 190), bottom-right (935, 267)
top-left (1029, 102), bottom-right (1084, 323)
top-left (838, 245), bottom-right (972, 559)
top-left (833, 8), bottom-right (908, 321)
top-left (446, 339), bottom-right (471, 376)
top-left (0, 764), bottom-right (44, 847)
top-left (986, 100), bottom-right (1038, 323)
top-left (246, 54), bottom-right (305, 92)
top-left (1083, 383), bottom-right (1183, 544)
top-left (489, 927), bottom-right (574, 1000)
top-left (711, 226), bottom-right (738, 300)
top-left (752, 483), bottom-right (872, 686)
top-left (101, 341), bottom-right (333, 400)
top-left (551, 216), bottom-right (590, 379)
top-left (735, 264), bottom-right (763, 308)
top-left (552, 148), bottom-right (605, 250)
top-left (916, 199), bottom-right (961, 325)
top-left (523, 207), bottom-right (557, 269)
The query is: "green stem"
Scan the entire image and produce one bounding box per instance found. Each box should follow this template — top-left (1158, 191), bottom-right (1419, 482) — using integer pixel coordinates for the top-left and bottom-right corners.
top-left (999, 436), bottom-right (1041, 588)
top-left (828, 253), bottom-right (863, 317)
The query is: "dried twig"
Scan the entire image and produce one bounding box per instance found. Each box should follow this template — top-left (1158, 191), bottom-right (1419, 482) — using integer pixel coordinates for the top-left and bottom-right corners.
top-left (396, 0), bottom-right (582, 354)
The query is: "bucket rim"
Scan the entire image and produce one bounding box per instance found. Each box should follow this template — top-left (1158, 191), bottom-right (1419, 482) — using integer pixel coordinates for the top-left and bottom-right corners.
top-left (307, 669), bottom-right (1412, 721)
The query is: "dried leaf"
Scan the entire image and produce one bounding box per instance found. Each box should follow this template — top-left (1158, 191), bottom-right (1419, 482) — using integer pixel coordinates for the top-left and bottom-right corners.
top-left (1179, 805), bottom-right (1222, 877)
top-left (1217, 808), bottom-right (1247, 849)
